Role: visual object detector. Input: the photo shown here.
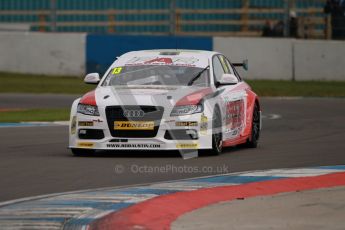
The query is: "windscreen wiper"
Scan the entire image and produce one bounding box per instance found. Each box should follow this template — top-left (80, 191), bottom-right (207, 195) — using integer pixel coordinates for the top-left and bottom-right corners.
top-left (187, 66), bottom-right (209, 86)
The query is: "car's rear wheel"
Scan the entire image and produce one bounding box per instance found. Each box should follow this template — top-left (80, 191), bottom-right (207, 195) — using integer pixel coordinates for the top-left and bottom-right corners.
top-left (71, 148), bottom-right (95, 156)
top-left (246, 103), bottom-right (260, 148)
top-left (210, 108), bottom-right (223, 155)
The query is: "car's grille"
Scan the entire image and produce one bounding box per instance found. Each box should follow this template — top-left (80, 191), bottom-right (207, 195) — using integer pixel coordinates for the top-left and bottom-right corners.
top-left (105, 106), bottom-right (164, 138)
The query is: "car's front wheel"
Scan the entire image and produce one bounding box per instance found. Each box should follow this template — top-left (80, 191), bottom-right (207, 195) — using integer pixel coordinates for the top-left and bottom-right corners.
top-left (246, 103), bottom-right (260, 148)
top-left (210, 108), bottom-right (223, 155)
top-left (71, 148), bottom-right (95, 156)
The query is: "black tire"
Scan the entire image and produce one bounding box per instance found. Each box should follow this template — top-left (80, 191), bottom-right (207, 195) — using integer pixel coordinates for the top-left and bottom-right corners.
top-left (71, 148), bottom-right (95, 156)
top-left (246, 103), bottom-right (260, 148)
top-left (210, 108), bottom-right (223, 155)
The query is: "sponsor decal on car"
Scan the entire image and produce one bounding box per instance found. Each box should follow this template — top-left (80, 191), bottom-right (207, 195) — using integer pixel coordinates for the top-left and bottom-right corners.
top-left (71, 116), bottom-right (77, 135)
top-left (92, 119), bottom-right (104, 123)
top-left (125, 56), bottom-right (199, 67)
top-left (225, 100), bottom-right (245, 135)
top-left (175, 121), bottom-right (198, 127)
top-left (176, 143), bottom-right (199, 149)
top-left (78, 121), bottom-right (94, 126)
top-left (114, 121), bottom-right (154, 130)
top-left (200, 114), bottom-right (208, 135)
top-left (106, 143), bottom-right (161, 148)
top-left (77, 142), bottom-right (94, 148)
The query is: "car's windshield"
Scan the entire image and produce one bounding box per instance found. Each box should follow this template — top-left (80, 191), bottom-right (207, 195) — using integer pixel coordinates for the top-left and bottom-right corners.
top-left (102, 65), bottom-right (209, 87)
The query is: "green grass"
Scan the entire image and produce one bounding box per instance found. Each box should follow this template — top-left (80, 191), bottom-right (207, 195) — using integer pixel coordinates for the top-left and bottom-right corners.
top-left (1, 72), bottom-right (345, 97)
top-left (247, 80), bottom-right (345, 97)
top-left (0, 108), bottom-right (70, 122)
top-left (0, 72), bottom-right (94, 94)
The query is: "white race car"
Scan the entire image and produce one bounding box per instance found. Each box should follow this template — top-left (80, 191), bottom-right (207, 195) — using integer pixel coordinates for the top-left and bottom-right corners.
top-left (69, 50), bottom-right (261, 156)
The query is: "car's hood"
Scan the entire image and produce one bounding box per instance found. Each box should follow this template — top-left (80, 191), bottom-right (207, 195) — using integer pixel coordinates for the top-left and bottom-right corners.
top-left (93, 85), bottom-right (212, 107)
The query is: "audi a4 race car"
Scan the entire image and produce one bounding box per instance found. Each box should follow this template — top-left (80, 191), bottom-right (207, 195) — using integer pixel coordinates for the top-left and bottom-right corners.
top-left (69, 49), bottom-right (261, 156)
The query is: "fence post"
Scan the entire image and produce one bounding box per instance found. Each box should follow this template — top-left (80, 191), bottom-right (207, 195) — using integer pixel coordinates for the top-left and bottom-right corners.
top-left (170, 0), bottom-right (176, 35)
top-left (241, 0), bottom-right (249, 32)
top-left (302, 8), bottom-right (315, 39)
top-left (50, 0), bottom-right (57, 32)
top-left (325, 14), bottom-right (332, 39)
top-left (175, 11), bottom-right (181, 34)
top-left (284, 0), bottom-right (290, 37)
top-left (38, 15), bottom-right (47, 32)
top-left (108, 10), bottom-right (115, 33)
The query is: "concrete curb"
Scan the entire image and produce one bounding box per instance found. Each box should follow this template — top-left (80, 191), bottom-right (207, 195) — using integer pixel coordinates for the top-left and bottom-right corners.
top-left (0, 165), bottom-right (344, 230)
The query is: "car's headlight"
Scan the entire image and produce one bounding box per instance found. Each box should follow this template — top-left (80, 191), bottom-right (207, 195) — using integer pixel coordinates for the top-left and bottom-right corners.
top-left (77, 103), bottom-right (100, 116)
top-left (170, 104), bottom-right (203, 116)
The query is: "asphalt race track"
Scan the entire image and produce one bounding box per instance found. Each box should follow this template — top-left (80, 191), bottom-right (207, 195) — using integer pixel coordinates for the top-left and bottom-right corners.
top-left (0, 96), bottom-right (345, 202)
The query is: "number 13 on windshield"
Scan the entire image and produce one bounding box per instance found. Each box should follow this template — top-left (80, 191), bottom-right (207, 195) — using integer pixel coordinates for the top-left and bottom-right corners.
top-left (112, 67), bottom-right (123, 75)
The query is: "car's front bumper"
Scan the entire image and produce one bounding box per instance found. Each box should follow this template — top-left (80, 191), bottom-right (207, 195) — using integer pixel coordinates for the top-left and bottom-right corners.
top-left (69, 112), bottom-right (213, 151)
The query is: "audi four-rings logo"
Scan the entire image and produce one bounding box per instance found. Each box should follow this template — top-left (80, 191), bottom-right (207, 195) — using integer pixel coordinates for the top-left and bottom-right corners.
top-left (123, 109), bottom-right (145, 118)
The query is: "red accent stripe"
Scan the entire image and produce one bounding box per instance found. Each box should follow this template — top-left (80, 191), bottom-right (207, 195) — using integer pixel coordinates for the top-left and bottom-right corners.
top-left (175, 88), bottom-right (214, 106)
top-left (222, 135), bottom-right (248, 147)
top-left (79, 90), bottom-right (96, 106)
top-left (89, 172), bottom-right (345, 230)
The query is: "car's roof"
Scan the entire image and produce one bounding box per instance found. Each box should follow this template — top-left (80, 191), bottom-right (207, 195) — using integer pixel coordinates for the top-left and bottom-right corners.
top-left (134, 49), bottom-right (217, 54)
top-left (115, 49), bottom-right (219, 68)
top-left (122, 49), bottom-right (218, 58)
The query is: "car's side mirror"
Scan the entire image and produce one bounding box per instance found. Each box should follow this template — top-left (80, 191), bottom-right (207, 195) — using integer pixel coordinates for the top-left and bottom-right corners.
top-left (233, 59), bottom-right (248, 71)
top-left (84, 73), bottom-right (100, 84)
top-left (218, 73), bottom-right (239, 85)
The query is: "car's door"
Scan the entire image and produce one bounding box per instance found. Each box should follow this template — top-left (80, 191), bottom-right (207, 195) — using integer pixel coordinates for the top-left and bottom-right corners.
top-left (214, 55), bottom-right (247, 141)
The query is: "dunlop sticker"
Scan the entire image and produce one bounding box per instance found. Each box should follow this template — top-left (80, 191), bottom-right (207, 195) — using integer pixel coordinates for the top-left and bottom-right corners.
top-left (114, 121), bottom-right (154, 130)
